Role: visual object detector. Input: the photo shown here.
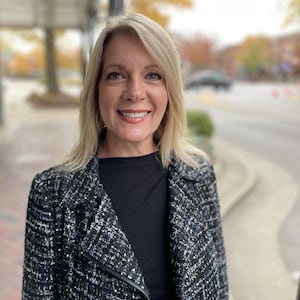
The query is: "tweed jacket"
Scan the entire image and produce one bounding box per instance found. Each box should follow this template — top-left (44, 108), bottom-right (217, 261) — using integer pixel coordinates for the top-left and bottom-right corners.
top-left (22, 153), bottom-right (228, 300)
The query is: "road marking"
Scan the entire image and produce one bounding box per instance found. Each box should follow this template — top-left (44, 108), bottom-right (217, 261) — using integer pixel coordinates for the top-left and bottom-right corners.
top-left (199, 92), bottom-right (229, 108)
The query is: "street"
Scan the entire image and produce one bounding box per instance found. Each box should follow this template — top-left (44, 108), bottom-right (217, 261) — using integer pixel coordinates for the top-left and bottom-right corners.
top-left (185, 81), bottom-right (300, 299)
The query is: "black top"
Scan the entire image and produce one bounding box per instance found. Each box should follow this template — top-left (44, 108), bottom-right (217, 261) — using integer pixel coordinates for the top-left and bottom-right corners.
top-left (99, 152), bottom-right (177, 299)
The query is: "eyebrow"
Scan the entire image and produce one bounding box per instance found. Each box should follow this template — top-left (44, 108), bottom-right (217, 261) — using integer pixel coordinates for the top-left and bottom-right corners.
top-left (103, 63), bottom-right (161, 72)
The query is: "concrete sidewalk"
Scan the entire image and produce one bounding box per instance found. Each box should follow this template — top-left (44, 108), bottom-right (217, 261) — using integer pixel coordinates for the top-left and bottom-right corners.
top-left (214, 139), bottom-right (299, 300)
top-left (0, 106), bottom-right (79, 300)
top-left (0, 97), bottom-right (297, 299)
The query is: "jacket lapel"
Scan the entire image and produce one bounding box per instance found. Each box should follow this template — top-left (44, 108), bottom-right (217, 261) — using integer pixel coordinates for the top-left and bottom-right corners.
top-left (168, 156), bottom-right (219, 299)
top-left (65, 157), bottom-right (149, 297)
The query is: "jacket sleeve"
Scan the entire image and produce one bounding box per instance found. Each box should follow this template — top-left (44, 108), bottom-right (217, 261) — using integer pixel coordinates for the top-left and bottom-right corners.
top-left (22, 172), bottom-right (62, 299)
top-left (206, 163), bottom-right (229, 300)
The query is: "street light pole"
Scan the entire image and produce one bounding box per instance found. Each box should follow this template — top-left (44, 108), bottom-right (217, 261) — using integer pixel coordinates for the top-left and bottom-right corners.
top-left (0, 32), bottom-right (3, 125)
top-left (109, 0), bottom-right (124, 16)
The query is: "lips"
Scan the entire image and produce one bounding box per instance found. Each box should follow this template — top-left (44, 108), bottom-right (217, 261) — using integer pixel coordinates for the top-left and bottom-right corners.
top-left (120, 111), bottom-right (149, 118)
top-left (118, 110), bottom-right (150, 123)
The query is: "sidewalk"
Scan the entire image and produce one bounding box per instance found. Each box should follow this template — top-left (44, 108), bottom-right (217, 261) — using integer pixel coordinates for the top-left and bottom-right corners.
top-left (0, 96), bottom-right (298, 299)
top-left (214, 138), bottom-right (299, 300)
top-left (0, 103), bottom-right (79, 300)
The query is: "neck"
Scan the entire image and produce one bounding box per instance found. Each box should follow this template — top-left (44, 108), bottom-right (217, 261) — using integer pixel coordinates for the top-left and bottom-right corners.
top-left (98, 140), bottom-right (158, 158)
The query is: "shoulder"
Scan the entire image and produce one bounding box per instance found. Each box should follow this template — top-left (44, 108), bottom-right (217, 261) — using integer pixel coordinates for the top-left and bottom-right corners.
top-left (169, 152), bottom-right (216, 183)
top-left (29, 156), bottom-right (99, 203)
top-left (29, 165), bottom-right (75, 203)
top-left (32, 165), bottom-right (73, 187)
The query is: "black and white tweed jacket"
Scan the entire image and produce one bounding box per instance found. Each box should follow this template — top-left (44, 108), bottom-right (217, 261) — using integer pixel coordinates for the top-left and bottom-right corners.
top-left (22, 154), bottom-right (228, 299)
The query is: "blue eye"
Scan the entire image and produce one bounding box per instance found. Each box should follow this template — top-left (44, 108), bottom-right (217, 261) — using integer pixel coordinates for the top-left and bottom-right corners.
top-left (147, 72), bottom-right (162, 80)
top-left (107, 72), bottom-right (124, 80)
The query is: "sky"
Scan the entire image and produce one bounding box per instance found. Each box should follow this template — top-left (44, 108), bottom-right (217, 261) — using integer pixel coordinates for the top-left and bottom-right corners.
top-left (168, 0), bottom-right (300, 47)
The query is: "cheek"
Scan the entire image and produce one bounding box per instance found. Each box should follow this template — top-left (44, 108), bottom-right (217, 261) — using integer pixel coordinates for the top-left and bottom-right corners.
top-left (99, 100), bottom-right (110, 124)
top-left (98, 95), bottom-right (110, 126)
top-left (98, 88), bottom-right (113, 116)
top-left (153, 88), bottom-right (168, 108)
top-left (159, 92), bottom-right (169, 114)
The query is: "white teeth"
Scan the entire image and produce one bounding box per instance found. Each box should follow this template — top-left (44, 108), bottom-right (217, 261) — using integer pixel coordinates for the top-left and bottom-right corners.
top-left (121, 112), bottom-right (148, 118)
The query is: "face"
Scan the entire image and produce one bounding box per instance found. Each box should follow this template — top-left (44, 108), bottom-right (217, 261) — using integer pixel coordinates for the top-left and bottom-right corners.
top-left (98, 33), bottom-right (168, 157)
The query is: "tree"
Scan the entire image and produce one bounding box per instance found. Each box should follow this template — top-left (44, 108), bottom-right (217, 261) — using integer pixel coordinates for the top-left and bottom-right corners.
top-left (129, 0), bottom-right (193, 27)
top-left (109, 0), bottom-right (124, 16)
top-left (3, 29), bottom-right (81, 78)
top-left (57, 48), bottom-right (81, 71)
top-left (284, 0), bottom-right (300, 25)
top-left (180, 34), bottom-right (216, 71)
top-left (3, 29), bottom-right (59, 92)
top-left (237, 35), bottom-right (272, 79)
top-left (45, 28), bottom-right (59, 93)
top-left (0, 35), bottom-right (13, 75)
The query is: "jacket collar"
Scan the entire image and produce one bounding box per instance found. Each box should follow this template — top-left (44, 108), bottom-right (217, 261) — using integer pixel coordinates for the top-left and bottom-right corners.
top-left (168, 152), bottom-right (211, 182)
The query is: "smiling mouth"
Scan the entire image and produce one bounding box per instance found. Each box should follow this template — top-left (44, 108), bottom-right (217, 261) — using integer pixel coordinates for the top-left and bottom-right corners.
top-left (119, 111), bottom-right (150, 119)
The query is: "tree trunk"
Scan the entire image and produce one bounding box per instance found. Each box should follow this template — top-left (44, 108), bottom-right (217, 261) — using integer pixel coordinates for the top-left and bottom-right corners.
top-left (45, 28), bottom-right (59, 93)
top-left (0, 45), bottom-right (4, 125)
top-left (109, 0), bottom-right (124, 16)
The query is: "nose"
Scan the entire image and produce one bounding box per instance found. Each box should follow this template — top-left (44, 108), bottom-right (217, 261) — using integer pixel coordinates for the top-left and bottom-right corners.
top-left (122, 77), bottom-right (145, 102)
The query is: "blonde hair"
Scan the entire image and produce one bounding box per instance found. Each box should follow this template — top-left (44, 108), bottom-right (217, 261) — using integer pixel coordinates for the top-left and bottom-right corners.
top-left (62, 13), bottom-right (205, 171)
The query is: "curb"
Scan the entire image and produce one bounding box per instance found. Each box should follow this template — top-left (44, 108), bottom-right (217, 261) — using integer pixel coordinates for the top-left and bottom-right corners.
top-left (213, 138), bottom-right (257, 218)
top-left (212, 138), bottom-right (257, 300)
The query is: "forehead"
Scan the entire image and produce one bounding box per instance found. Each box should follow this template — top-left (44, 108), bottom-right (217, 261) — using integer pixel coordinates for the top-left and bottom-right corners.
top-left (102, 33), bottom-right (154, 64)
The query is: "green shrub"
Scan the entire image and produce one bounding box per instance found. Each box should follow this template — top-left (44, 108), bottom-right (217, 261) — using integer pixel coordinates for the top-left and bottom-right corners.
top-left (186, 110), bottom-right (214, 137)
top-left (186, 110), bottom-right (215, 158)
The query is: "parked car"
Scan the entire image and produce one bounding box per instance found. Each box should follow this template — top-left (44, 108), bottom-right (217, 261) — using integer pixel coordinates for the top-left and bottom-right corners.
top-left (184, 70), bottom-right (233, 90)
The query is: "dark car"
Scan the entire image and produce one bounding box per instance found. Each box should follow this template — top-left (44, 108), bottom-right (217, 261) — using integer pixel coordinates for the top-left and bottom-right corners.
top-left (183, 70), bottom-right (232, 90)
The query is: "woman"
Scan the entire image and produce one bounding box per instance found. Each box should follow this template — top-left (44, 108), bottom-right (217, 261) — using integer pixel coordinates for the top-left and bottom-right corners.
top-left (22, 14), bottom-right (228, 299)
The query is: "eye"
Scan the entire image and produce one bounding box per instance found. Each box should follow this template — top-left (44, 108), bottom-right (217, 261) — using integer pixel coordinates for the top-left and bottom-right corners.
top-left (106, 72), bottom-right (124, 80)
top-left (146, 72), bottom-right (162, 80)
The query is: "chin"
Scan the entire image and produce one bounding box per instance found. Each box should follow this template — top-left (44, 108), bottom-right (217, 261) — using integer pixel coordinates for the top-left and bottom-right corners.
top-left (121, 133), bottom-right (154, 145)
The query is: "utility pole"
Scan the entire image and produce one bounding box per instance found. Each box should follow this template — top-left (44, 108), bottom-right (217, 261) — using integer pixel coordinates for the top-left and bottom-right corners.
top-left (109, 0), bottom-right (124, 16)
top-left (0, 33), bottom-right (3, 125)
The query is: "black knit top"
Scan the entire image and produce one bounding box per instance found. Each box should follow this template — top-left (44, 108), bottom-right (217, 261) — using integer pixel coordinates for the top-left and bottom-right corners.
top-left (98, 152), bottom-right (177, 299)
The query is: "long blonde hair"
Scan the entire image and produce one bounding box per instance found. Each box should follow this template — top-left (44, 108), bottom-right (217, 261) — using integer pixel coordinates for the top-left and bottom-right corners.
top-left (62, 13), bottom-right (205, 171)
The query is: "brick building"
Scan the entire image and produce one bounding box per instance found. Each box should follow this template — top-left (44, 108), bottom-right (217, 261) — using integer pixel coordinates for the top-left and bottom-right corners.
top-left (218, 31), bottom-right (300, 80)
